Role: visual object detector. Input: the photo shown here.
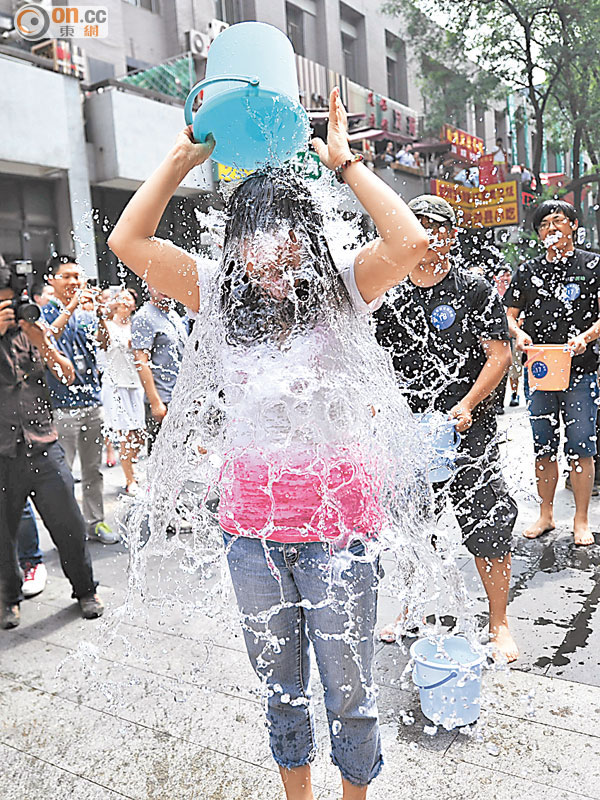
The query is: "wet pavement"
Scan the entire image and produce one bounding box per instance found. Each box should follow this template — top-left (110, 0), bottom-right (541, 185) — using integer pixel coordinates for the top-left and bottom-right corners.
top-left (1, 404), bottom-right (599, 799)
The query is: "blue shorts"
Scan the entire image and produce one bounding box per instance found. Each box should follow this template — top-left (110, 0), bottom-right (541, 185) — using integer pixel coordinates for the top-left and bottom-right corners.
top-left (527, 372), bottom-right (599, 460)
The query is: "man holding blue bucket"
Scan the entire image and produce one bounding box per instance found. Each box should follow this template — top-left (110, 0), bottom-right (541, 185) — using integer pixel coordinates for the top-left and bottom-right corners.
top-left (375, 195), bottom-right (519, 662)
top-left (504, 200), bottom-right (600, 546)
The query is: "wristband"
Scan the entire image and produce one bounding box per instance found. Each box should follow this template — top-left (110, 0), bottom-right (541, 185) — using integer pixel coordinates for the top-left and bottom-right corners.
top-left (334, 153), bottom-right (364, 184)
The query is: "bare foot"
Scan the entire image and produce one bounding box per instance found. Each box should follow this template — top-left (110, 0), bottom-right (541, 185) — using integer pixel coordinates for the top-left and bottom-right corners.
top-left (379, 608), bottom-right (419, 643)
top-left (490, 622), bottom-right (519, 663)
top-left (379, 611), bottom-right (406, 643)
top-left (379, 622), bottom-right (398, 643)
top-left (523, 517), bottom-right (555, 539)
top-left (573, 518), bottom-right (595, 546)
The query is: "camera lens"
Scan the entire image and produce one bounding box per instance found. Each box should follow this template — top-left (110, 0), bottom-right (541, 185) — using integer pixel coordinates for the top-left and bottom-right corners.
top-left (17, 302), bottom-right (41, 323)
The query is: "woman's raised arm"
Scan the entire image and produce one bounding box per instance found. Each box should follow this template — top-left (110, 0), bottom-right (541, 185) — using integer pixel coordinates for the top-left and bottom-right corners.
top-left (107, 129), bottom-right (215, 313)
top-left (312, 89), bottom-right (428, 303)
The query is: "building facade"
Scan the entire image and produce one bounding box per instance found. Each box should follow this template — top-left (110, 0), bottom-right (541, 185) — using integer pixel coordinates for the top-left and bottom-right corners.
top-left (0, 0), bottom-right (511, 283)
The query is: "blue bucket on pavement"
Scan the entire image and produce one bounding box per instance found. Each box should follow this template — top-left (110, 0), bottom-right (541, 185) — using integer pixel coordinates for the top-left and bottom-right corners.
top-left (416, 413), bottom-right (461, 483)
top-left (184, 22), bottom-right (310, 170)
top-left (410, 636), bottom-right (485, 729)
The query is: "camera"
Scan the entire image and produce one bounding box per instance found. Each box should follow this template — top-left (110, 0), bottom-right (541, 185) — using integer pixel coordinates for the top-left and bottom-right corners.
top-left (10, 261), bottom-right (41, 323)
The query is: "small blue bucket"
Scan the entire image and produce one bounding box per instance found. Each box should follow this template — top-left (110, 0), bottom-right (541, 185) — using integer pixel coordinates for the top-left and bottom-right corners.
top-left (410, 636), bottom-right (485, 729)
top-left (184, 22), bottom-right (310, 170)
top-left (416, 412), bottom-right (461, 483)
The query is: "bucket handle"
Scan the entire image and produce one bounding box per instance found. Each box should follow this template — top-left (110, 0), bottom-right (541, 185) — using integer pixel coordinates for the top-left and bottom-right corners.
top-left (413, 670), bottom-right (458, 690)
top-left (420, 416), bottom-right (462, 450)
top-left (184, 75), bottom-right (261, 130)
top-left (450, 420), bottom-right (461, 449)
top-left (524, 345), bottom-right (573, 367)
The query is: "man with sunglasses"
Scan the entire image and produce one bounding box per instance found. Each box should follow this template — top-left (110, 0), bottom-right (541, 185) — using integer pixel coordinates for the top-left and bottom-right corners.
top-left (504, 200), bottom-right (600, 546)
top-left (375, 195), bottom-right (518, 661)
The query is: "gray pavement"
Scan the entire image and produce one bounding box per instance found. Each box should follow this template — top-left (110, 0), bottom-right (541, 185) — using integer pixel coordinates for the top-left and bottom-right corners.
top-left (1, 403), bottom-right (599, 800)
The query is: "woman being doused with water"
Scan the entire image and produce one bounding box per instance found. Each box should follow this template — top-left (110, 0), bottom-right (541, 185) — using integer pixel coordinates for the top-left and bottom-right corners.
top-left (108, 89), bottom-right (432, 799)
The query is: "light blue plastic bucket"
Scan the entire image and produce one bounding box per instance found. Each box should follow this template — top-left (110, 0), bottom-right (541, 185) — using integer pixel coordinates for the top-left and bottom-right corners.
top-left (410, 636), bottom-right (485, 729)
top-left (184, 22), bottom-right (310, 170)
top-left (416, 412), bottom-right (461, 482)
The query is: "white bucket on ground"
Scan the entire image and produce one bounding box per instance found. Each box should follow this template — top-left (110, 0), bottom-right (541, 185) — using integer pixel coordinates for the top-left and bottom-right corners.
top-left (410, 635), bottom-right (485, 729)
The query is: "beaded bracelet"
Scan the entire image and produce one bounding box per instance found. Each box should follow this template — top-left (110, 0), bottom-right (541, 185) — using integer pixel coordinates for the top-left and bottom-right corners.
top-left (334, 153), bottom-right (364, 183)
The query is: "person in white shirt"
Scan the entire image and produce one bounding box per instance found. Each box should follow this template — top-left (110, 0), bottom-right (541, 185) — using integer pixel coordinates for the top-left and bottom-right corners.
top-left (396, 143), bottom-right (417, 168)
top-left (99, 289), bottom-right (145, 494)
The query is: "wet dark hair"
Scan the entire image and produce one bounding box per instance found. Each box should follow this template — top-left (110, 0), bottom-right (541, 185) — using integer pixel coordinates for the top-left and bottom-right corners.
top-left (219, 169), bottom-right (352, 346)
top-left (532, 200), bottom-right (579, 233)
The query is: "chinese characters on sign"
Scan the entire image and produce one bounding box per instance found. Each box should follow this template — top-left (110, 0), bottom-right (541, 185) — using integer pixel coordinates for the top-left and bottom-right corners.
top-left (442, 124), bottom-right (484, 163)
top-left (430, 179), bottom-right (520, 228)
top-left (16, 5), bottom-right (108, 40)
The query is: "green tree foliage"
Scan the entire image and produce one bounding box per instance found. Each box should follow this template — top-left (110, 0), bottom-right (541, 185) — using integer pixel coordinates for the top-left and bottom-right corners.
top-left (543, 3), bottom-right (600, 230)
top-left (382, 0), bottom-right (569, 185)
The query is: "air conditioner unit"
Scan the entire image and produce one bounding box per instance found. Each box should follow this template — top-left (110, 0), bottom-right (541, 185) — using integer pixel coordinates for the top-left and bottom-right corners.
top-left (186, 29), bottom-right (210, 57)
top-left (206, 18), bottom-right (229, 40)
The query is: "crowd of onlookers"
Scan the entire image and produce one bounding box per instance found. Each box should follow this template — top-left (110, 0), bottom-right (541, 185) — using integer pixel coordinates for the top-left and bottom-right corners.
top-left (368, 136), bottom-right (534, 193)
top-left (0, 253), bottom-right (190, 626)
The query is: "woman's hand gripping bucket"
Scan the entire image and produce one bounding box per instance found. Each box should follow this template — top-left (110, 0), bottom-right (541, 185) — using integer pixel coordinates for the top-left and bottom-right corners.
top-left (416, 412), bottom-right (461, 483)
top-left (184, 22), bottom-right (310, 170)
top-left (410, 636), bottom-right (486, 729)
top-left (524, 344), bottom-right (572, 392)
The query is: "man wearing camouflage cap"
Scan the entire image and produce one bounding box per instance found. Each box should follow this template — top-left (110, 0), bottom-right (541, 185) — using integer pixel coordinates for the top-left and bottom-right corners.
top-left (375, 194), bottom-right (519, 662)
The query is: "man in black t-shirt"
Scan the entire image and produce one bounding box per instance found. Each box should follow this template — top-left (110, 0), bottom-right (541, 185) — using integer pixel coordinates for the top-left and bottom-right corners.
top-left (504, 200), bottom-right (600, 546)
top-left (375, 195), bottom-right (518, 662)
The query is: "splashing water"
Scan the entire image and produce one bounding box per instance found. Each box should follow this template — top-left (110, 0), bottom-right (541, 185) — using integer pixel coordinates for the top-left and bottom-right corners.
top-left (68, 165), bottom-right (488, 752)
top-left (116, 170), bottom-right (468, 630)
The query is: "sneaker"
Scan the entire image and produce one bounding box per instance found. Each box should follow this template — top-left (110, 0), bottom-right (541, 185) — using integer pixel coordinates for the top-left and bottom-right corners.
top-left (22, 562), bottom-right (47, 598)
top-left (78, 592), bottom-right (104, 619)
top-left (509, 392), bottom-right (519, 407)
top-left (88, 522), bottom-right (120, 545)
top-left (1, 604), bottom-right (20, 630)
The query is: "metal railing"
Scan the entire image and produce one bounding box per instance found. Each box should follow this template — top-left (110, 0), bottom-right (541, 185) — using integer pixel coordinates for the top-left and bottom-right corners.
top-left (119, 52), bottom-right (196, 101)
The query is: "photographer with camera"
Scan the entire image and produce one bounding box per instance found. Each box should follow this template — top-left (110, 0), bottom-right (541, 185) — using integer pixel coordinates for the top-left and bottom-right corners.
top-left (0, 255), bottom-right (103, 629)
top-left (43, 255), bottom-right (119, 545)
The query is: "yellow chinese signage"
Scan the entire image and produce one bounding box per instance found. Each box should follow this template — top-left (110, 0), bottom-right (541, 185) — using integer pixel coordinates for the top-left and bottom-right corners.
top-left (430, 179), bottom-right (520, 228)
top-left (215, 151), bottom-right (323, 183)
top-left (216, 163), bottom-right (254, 182)
top-left (442, 124), bottom-right (485, 162)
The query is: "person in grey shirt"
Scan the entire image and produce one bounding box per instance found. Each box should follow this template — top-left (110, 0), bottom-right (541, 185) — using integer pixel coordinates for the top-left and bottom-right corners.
top-left (131, 285), bottom-right (188, 452)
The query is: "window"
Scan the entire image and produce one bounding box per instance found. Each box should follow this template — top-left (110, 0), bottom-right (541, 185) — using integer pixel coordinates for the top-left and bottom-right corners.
top-left (340, 3), bottom-right (366, 84)
top-left (385, 31), bottom-right (408, 105)
top-left (342, 33), bottom-right (357, 82)
top-left (286, 3), bottom-right (305, 56)
top-left (123, 0), bottom-right (160, 12)
top-left (214, 0), bottom-right (256, 24)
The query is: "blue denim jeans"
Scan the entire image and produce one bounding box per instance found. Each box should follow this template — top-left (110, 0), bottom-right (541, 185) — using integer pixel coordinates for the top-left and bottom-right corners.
top-left (17, 499), bottom-right (43, 568)
top-left (527, 372), bottom-right (599, 460)
top-left (223, 533), bottom-right (383, 787)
